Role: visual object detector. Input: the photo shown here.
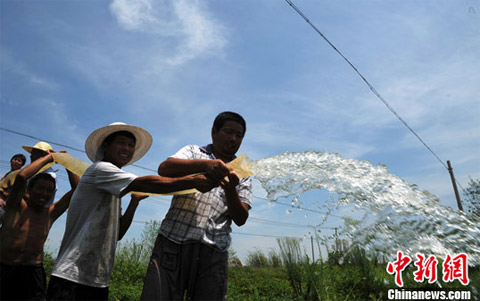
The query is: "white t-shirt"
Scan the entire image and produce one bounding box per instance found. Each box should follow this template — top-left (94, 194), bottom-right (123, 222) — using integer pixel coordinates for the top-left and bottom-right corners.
top-left (51, 161), bottom-right (137, 287)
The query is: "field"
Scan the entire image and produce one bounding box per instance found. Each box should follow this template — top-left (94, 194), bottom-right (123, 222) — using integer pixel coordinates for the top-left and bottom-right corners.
top-left (44, 233), bottom-right (480, 301)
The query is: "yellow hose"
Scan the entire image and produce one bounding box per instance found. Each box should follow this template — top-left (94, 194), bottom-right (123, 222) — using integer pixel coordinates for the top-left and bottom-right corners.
top-left (1, 153), bottom-right (253, 197)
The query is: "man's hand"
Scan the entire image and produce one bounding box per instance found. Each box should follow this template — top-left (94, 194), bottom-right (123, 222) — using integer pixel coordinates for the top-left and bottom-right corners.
top-left (192, 174), bottom-right (219, 193)
top-left (119, 193), bottom-right (148, 240)
top-left (220, 172), bottom-right (239, 192)
top-left (221, 172), bottom-right (249, 226)
top-left (45, 149), bottom-right (56, 163)
top-left (131, 193), bottom-right (149, 203)
top-left (205, 160), bottom-right (230, 182)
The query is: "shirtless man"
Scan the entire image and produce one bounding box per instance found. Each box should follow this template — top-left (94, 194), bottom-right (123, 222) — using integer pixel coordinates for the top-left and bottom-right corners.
top-left (0, 151), bottom-right (79, 300)
top-left (23, 141), bottom-right (59, 206)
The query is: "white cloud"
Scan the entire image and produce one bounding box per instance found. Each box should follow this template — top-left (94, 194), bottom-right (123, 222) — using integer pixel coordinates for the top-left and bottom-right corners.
top-left (173, 0), bottom-right (227, 64)
top-left (109, 0), bottom-right (227, 65)
top-left (109, 0), bottom-right (159, 32)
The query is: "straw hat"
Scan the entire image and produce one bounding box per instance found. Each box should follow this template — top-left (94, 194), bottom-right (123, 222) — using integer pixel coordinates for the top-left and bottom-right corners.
top-left (85, 122), bottom-right (152, 166)
top-left (22, 141), bottom-right (53, 154)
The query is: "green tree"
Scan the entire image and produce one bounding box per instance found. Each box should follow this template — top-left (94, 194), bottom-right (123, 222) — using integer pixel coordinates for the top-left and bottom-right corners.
top-left (463, 177), bottom-right (480, 216)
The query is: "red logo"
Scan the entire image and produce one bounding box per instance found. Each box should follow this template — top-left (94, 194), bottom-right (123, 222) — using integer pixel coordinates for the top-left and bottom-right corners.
top-left (387, 252), bottom-right (469, 287)
top-left (387, 251), bottom-right (412, 287)
top-left (443, 253), bottom-right (469, 285)
top-left (413, 253), bottom-right (438, 283)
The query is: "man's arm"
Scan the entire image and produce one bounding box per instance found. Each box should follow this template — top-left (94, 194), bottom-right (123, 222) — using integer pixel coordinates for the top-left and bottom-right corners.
top-left (122, 173), bottom-right (217, 197)
top-left (221, 173), bottom-right (250, 226)
top-left (118, 194), bottom-right (148, 240)
top-left (49, 190), bottom-right (74, 222)
top-left (49, 152), bottom-right (80, 222)
top-left (66, 169), bottom-right (80, 189)
top-left (6, 153), bottom-right (54, 210)
top-left (159, 158), bottom-right (230, 182)
top-left (0, 171), bottom-right (18, 204)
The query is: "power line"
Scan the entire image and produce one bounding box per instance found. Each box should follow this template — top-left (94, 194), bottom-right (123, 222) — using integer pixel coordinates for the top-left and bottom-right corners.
top-left (0, 127), bottom-right (156, 172)
top-left (141, 184), bottom-right (345, 220)
top-left (253, 195), bottom-right (344, 219)
top-left (1, 127), bottom-right (86, 153)
top-left (249, 217), bottom-right (312, 228)
top-left (0, 127), bottom-right (397, 209)
top-left (143, 198), bottom-right (171, 207)
top-left (130, 220), bottom-right (309, 238)
top-left (139, 198), bottom-right (338, 230)
top-left (2, 127), bottom-right (464, 203)
top-left (232, 232), bottom-right (304, 239)
top-left (284, 0), bottom-right (449, 172)
top-left (248, 217), bottom-right (336, 230)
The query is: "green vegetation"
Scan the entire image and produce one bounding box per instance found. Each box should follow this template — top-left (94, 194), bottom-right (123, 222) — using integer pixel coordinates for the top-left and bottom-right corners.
top-left (245, 249), bottom-right (269, 267)
top-left (463, 177), bottom-right (480, 216)
top-left (43, 222), bottom-right (479, 300)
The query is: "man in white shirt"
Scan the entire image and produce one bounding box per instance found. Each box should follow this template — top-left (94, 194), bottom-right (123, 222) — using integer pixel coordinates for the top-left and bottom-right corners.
top-left (46, 122), bottom-right (216, 301)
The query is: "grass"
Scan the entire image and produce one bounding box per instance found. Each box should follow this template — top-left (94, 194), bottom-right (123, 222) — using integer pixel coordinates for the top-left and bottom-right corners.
top-left (42, 222), bottom-right (479, 301)
top-left (228, 267), bottom-right (293, 301)
top-left (43, 249), bottom-right (480, 301)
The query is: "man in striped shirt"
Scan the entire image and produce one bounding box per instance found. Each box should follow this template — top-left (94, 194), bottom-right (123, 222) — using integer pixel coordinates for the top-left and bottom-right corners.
top-left (141, 111), bottom-right (252, 301)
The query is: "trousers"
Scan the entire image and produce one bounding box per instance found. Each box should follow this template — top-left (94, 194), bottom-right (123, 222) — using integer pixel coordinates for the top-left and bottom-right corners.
top-left (140, 234), bottom-right (228, 301)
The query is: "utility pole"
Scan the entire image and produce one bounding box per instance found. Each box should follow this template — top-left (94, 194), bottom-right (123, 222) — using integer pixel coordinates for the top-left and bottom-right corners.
top-left (334, 227), bottom-right (339, 252)
top-left (311, 236), bottom-right (315, 263)
top-left (447, 160), bottom-right (464, 211)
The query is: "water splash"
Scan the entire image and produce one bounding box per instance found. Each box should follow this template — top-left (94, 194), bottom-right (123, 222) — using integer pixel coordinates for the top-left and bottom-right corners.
top-left (249, 151), bottom-right (480, 265)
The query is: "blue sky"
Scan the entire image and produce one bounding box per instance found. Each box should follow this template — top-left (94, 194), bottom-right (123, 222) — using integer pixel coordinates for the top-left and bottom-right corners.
top-left (1, 0), bottom-right (479, 262)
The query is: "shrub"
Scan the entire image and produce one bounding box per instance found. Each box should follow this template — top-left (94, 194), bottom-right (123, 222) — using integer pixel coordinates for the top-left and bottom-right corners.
top-left (109, 257), bottom-right (147, 301)
top-left (277, 237), bottom-right (307, 297)
top-left (268, 249), bottom-right (282, 267)
top-left (43, 250), bottom-right (56, 282)
top-left (246, 249), bottom-right (269, 267)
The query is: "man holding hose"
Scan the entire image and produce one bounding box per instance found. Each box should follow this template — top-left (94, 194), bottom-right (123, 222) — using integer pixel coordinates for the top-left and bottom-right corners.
top-left (46, 122), bottom-right (217, 301)
top-left (141, 112), bottom-right (252, 301)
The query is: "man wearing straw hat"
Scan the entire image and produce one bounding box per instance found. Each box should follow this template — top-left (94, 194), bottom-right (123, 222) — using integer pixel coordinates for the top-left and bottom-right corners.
top-left (0, 143), bottom-right (66, 228)
top-left (22, 141), bottom-right (59, 206)
top-left (46, 122), bottom-right (216, 301)
top-left (1, 142), bottom-right (57, 203)
top-left (141, 111), bottom-right (252, 301)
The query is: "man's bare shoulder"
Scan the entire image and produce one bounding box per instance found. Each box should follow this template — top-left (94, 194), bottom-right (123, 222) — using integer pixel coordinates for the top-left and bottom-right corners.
top-left (3, 197), bottom-right (28, 217)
